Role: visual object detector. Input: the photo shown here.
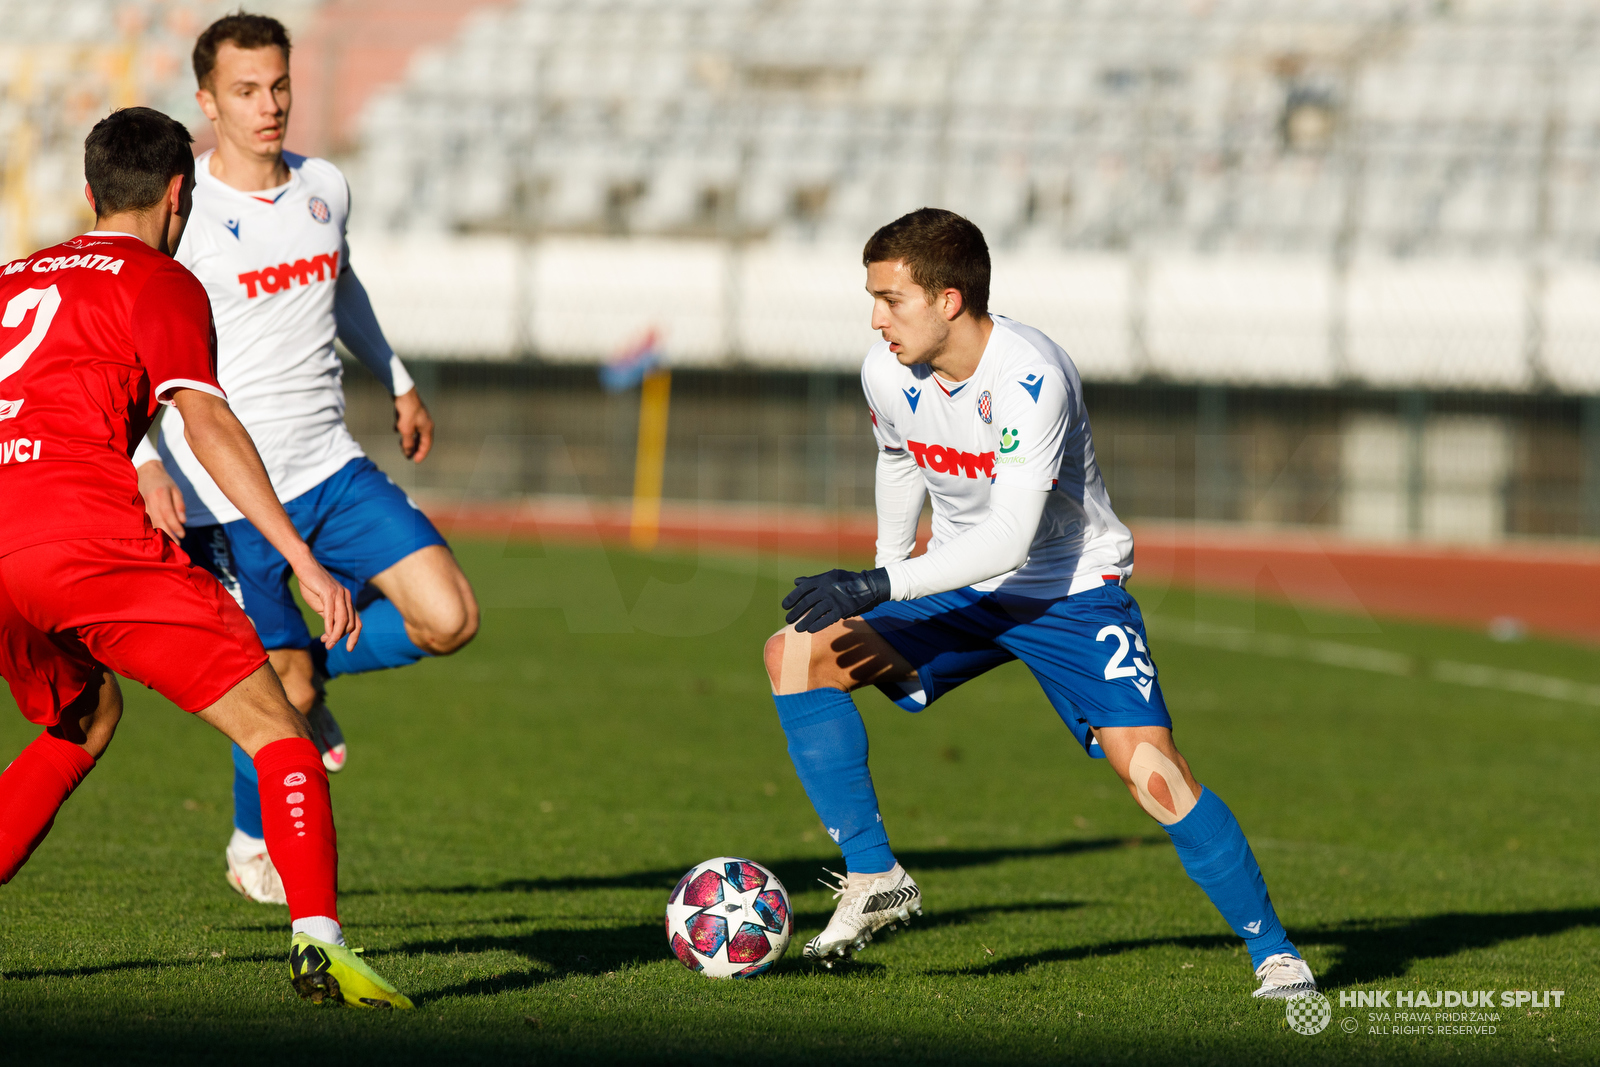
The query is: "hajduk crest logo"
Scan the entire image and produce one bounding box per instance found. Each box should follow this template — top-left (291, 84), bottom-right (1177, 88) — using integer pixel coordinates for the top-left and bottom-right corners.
top-left (308, 197), bottom-right (331, 224)
top-left (1286, 991), bottom-right (1332, 1035)
top-left (977, 390), bottom-right (992, 423)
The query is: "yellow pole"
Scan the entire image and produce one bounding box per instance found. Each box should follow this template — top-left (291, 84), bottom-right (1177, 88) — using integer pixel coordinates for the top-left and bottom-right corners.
top-left (629, 369), bottom-right (671, 552)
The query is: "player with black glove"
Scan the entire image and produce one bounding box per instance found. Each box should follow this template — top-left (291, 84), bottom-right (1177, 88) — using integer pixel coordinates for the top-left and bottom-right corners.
top-left (782, 569), bottom-right (894, 633)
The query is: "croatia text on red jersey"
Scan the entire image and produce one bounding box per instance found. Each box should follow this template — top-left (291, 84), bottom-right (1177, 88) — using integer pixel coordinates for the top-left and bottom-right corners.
top-left (0, 232), bottom-right (224, 554)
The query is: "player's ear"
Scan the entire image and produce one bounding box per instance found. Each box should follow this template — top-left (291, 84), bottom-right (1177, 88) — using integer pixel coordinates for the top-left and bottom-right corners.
top-left (84, 183), bottom-right (97, 216)
top-left (195, 85), bottom-right (218, 122)
top-left (941, 287), bottom-right (965, 322)
top-left (169, 172), bottom-right (192, 217)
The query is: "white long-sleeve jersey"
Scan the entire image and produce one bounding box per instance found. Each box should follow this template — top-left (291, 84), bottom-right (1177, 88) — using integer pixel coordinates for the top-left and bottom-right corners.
top-left (862, 314), bottom-right (1133, 601)
top-left (141, 150), bottom-right (412, 525)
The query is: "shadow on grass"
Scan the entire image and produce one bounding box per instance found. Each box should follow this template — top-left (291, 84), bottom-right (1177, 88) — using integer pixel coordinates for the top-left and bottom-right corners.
top-left (411, 899), bottom-right (1087, 1003)
top-left (930, 907), bottom-right (1600, 986)
top-left (0, 958), bottom-right (167, 981)
top-left (345, 836), bottom-right (1167, 901)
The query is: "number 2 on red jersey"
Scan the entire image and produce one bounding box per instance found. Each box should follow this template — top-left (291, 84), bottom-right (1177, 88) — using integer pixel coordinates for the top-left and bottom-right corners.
top-left (0, 285), bottom-right (63, 394)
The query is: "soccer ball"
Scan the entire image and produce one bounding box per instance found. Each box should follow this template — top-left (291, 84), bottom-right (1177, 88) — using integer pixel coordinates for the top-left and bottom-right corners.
top-left (664, 857), bottom-right (791, 978)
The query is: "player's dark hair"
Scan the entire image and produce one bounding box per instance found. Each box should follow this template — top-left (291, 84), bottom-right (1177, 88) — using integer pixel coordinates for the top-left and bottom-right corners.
top-left (83, 107), bottom-right (195, 217)
top-left (862, 207), bottom-right (990, 319)
top-left (193, 11), bottom-right (292, 89)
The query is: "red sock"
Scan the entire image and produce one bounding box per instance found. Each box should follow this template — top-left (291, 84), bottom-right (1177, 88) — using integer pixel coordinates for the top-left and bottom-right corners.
top-left (254, 738), bottom-right (339, 923)
top-left (0, 732), bottom-right (96, 884)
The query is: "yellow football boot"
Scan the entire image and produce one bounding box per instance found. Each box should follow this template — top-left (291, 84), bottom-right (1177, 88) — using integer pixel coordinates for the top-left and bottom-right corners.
top-left (289, 934), bottom-right (413, 1009)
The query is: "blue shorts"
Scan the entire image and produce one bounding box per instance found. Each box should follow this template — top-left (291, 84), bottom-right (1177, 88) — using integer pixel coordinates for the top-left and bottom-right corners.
top-left (862, 582), bottom-right (1171, 759)
top-left (181, 457), bottom-right (447, 650)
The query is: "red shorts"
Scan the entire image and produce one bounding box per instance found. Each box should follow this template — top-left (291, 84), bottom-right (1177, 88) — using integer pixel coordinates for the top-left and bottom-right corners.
top-left (0, 533), bottom-right (268, 725)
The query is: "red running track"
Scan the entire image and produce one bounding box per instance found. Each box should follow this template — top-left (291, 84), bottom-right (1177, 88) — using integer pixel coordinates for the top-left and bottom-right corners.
top-left (423, 497), bottom-right (1600, 645)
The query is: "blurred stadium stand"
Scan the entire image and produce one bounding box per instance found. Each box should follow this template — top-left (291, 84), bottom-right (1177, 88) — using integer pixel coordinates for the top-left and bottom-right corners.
top-left (346, 0), bottom-right (1600, 393)
top-left (0, 0), bottom-right (217, 260)
top-left (8, 0), bottom-right (1600, 546)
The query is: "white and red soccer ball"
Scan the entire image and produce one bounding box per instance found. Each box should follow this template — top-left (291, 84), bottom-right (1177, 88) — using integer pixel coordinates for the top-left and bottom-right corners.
top-left (665, 857), bottom-right (791, 978)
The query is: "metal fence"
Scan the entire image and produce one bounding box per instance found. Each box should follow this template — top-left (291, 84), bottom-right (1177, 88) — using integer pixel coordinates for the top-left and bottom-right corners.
top-left (348, 361), bottom-right (1599, 544)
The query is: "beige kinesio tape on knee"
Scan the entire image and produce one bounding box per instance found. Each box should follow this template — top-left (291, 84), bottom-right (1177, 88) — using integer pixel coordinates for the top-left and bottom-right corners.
top-left (778, 627), bottom-right (813, 694)
top-left (1129, 742), bottom-right (1197, 825)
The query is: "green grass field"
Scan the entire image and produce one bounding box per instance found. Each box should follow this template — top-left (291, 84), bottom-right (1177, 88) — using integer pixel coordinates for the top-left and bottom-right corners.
top-left (0, 539), bottom-right (1595, 1065)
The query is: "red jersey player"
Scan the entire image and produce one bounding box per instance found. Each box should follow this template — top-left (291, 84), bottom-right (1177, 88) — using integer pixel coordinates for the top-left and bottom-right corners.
top-left (0, 107), bottom-right (409, 1009)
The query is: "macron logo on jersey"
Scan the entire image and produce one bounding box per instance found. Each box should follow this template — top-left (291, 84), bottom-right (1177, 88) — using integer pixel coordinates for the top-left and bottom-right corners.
top-left (903, 386), bottom-right (921, 413)
top-left (1019, 373), bottom-right (1044, 403)
top-left (906, 439), bottom-right (995, 479)
top-left (236, 251), bottom-right (340, 299)
top-left (225, 219), bottom-right (241, 240)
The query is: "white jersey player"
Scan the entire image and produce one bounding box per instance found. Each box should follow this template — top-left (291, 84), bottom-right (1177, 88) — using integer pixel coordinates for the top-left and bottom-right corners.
top-left (151, 147), bottom-right (408, 526)
top-left (860, 314), bottom-right (1133, 603)
top-left (761, 208), bottom-right (1316, 1000)
top-left (134, 13), bottom-right (480, 905)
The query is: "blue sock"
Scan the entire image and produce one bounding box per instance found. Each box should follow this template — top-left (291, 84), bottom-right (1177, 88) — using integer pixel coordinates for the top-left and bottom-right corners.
top-left (231, 742), bottom-right (263, 837)
top-left (774, 688), bottom-right (895, 874)
top-left (323, 597), bottom-right (427, 678)
top-left (1164, 787), bottom-right (1296, 967)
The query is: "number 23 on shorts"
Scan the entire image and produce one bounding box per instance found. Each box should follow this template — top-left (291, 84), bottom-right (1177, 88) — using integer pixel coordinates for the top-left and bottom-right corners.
top-left (1097, 623), bottom-right (1157, 700)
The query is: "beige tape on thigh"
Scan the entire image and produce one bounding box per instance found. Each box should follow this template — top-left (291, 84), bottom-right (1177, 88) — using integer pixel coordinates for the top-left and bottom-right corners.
top-left (1129, 742), bottom-right (1197, 825)
top-left (778, 627), bottom-right (813, 694)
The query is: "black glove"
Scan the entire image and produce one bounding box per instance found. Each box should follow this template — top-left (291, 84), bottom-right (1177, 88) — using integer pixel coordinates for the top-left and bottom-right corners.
top-left (782, 568), bottom-right (893, 633)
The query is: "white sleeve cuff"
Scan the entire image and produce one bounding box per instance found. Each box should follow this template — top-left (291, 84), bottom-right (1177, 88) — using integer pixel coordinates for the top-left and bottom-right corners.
top-left (154, 379), bottom-right (227, 406)
top-left (388, 355), bottom-right (416, 398)
top-left (132, 435), bottom-right (161, 468)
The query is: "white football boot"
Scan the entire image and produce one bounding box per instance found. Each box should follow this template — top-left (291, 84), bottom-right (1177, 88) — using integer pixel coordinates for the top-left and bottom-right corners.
top-left (803, 864), bottom-right (922, 967)
top-left (306, 701), bottom-right (347, 774)
top-left (1251, 953), bottom-right (1317, 999)
top-left (224, 828), bottom-right (288, 905)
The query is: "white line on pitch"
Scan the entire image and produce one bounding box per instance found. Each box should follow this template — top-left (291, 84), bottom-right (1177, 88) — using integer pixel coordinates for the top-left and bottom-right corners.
top-left (1148, 619), bottom-right (1600, 708)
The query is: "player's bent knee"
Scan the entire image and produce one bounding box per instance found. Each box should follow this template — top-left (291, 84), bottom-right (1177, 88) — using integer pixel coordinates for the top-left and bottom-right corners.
top-left (766, 626), bottom-right (835, 695)
top-left (403, 589), bottom-right (480, 656)
top-left (410, 609), bottom-right (479, 656)
top-left (763, 631), bottom-right (787, 690)
top-left (282, 677), bottom-right (317, 714)
top-left (1127, 742), bottom-right (1197, 825)
top-left (89, 672), bottom-right (123, 731)
top-left (50, 669), bottom-right (123, 760)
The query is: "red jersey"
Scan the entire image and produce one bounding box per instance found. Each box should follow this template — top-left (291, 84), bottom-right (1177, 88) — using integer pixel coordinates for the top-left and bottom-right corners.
top-left (0, 231), bottom-right (224, 555)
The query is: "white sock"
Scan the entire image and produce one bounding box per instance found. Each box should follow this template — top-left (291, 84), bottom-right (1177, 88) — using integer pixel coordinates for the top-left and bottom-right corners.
top-left (292, 916), bottom-right (345, 946)
top-left (228, 827), bottom-right (267, 856)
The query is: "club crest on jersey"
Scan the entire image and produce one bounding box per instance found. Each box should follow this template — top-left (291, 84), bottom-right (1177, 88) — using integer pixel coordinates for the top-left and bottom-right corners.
top-left (308, 197), bottom-right (331, 224)
top-left (903, 386), bottom-right (921, 413)
top-left (977, 390), bottom-right (992, 423)
top-left (224, 219), bottom-right (241, 240)
top-left (1018, 373), bottom-right (1044, 403)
